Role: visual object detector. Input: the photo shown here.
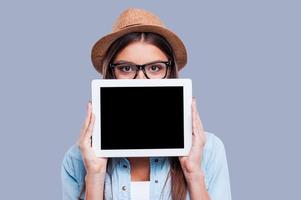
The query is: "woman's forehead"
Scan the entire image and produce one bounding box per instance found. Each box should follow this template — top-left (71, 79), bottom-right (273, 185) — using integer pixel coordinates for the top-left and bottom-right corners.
top-left (113, 41), bottom-right (168, 64)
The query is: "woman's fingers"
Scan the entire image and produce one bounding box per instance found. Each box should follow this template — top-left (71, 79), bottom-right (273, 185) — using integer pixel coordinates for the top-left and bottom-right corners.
top-left (78, 101), bottom-right (93, 147)
top-left (76, 102), bottom-right (108, 174)
top-left (192, 98), bottom-right (200, 137)
top-left (192, 97), bottom-right (206, 146)
top-left (195, 103), bottom-right (204, 133)
top-left (83, 102), bottom-right (92, 131)
top-left (193, 98), bottom-right (205, 132)
top-left (194, 99), bottom-right (205, 141)
top-left (84, 112), bottom-right (95, 143)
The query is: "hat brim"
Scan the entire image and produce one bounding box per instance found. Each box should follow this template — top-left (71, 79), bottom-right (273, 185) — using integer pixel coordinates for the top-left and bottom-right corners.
top-left (91, 25), bottom-right (187, 74)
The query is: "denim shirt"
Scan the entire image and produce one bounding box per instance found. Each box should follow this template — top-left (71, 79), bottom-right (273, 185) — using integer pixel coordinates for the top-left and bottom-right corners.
top-left (61, 131), bottom-right (232, 200)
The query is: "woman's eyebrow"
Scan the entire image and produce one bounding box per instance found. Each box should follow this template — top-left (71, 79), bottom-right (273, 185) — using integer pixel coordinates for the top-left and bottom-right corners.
top-left (113, 60), bottom-right (135, 65)
top-left (113, 59), bottom-right (168, 65)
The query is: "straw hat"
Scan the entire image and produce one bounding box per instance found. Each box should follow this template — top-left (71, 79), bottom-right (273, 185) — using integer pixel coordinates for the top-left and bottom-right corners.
top-left (91, 8), bottom-right (187, 74)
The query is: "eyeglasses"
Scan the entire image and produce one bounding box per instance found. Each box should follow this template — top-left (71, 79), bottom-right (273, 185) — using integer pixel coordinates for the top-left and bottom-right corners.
top-left (110, 60), bottom-right (171, 79)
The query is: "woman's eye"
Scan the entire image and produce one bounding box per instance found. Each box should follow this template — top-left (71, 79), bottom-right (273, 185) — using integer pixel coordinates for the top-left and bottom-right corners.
top-left (119, 65), bottom-right (133, 72)
top-left (149, 65), bottom-right (161, 72)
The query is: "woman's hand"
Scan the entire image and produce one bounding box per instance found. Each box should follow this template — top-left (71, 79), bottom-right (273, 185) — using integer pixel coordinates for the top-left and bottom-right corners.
top-left (179, 98), bottom-right (210, 200)
top-left (179, 97), bottom-right (206, 181)
top-left (77, 101), bottom-right (108, 175)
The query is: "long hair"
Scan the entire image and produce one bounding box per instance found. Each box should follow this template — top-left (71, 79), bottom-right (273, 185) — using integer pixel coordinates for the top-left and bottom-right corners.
top-left (79, 32), bottom-right (187, 200)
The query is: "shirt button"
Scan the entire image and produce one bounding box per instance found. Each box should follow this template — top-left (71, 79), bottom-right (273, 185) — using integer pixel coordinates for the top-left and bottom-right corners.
top-left (155, 180), bottom-right (158, 183)
top-left (122, 186), bottom-right (127, 191)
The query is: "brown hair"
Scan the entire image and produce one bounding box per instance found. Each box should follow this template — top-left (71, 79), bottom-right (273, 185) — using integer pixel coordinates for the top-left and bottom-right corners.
top-left (79, 32), bottom-right (187, 199)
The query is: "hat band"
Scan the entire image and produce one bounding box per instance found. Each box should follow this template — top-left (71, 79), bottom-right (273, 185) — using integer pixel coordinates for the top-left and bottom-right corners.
top-left (120, 23), bottom-right (143, 30)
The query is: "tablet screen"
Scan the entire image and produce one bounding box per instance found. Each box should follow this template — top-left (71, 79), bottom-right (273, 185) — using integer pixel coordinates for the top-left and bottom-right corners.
top-left (100, 86), bottom-right (184, 150)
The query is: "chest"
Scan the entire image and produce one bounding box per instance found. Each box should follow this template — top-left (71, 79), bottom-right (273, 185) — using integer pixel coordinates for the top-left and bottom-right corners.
top-left (104, 158), bottom-right (173, 200)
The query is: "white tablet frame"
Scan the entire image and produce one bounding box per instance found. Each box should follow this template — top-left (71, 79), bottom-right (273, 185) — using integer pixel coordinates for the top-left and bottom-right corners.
top-left (91, 78), bottom-right (192, 157)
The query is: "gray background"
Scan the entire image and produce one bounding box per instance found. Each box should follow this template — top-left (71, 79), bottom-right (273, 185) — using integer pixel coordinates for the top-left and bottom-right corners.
top-left (0, 0), bottom-right (300, 199)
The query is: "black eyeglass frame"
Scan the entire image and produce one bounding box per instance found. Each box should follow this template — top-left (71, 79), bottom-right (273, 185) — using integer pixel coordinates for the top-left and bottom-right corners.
top-left (109, 60), bottom-right (172, 79)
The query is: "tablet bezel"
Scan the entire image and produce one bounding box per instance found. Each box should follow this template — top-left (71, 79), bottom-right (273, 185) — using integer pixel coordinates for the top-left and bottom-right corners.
top-left (91, 78), bottom-right (192, 157)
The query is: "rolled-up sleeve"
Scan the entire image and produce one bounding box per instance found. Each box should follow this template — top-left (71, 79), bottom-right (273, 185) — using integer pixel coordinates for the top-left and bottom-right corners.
top-left (61, 146), bottom-right (82, 200)
top-left (206, 135), bottom-right (232, 200)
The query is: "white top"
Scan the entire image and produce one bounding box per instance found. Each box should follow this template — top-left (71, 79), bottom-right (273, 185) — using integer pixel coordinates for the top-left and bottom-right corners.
top-left (130, 181), bottom-right (150, 200)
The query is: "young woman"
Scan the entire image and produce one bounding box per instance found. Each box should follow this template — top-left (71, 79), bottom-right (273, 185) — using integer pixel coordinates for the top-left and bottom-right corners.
top-left (61, 8), bottom-right (231, 200)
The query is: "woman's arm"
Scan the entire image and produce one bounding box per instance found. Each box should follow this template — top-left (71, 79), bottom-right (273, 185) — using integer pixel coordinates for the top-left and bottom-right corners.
top-left (179, 98), bottom-right (232, 200)
top-left (85, 172), bottom-right (106, 200)
top-left (179, 98), bottom-right (210, 200)
top-left (185, 171), bottom-right (210, 200)
top-left (61, 151), bottom-right (82, 200)
top-left (78, 101), bottom-right (108, 200)
top-left (206, 135), bottom-right (232, 200)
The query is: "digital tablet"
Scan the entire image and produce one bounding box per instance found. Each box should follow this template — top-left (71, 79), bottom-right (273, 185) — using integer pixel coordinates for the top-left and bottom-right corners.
top-left (91, 78), bottom-right (192, 157)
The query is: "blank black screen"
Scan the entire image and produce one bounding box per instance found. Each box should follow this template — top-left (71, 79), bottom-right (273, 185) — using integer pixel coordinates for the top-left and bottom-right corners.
top-left (100, 86), bottom-right (184, 150)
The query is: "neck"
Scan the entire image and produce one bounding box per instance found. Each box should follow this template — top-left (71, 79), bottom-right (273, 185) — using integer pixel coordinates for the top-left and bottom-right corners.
top-left (127, 157), bottom-right (150, 181)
